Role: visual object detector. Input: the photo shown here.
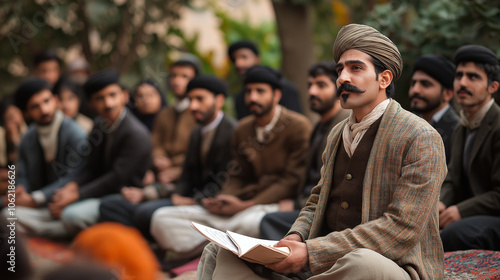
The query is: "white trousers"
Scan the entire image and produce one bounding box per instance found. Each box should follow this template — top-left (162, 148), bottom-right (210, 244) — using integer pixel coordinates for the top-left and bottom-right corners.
top-left (60, 198), bottom-right (100, 235)
top-left (150, 204), bottom-right (280, 256)
top-left (198, 243), bottom-right (412, 280)
top-left (1, 198), bottom-right (101, 238)
top-left (1, 206), bottom-right (67, 238)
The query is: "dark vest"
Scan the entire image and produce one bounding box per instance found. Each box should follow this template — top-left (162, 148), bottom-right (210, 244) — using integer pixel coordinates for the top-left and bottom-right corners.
top-left (322, 117), bottom-right (382, 234)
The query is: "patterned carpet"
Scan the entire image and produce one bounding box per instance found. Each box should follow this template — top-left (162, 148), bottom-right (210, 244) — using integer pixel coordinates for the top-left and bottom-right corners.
top-left (26, 237), bottom-right (73, 279)
top-left (165, 250), bottom-right (500, 280)
top-left (444, 250), bottom-right (500, 280)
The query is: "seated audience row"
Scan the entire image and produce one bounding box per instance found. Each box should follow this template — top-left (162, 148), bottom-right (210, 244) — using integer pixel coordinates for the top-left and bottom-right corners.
top-left (0, 33), bottom-right (499, 280)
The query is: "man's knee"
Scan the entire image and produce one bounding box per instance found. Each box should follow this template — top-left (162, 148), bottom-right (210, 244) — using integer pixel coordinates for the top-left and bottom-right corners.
top-left (133, 203), bottom-right (163, 226)
top-left (99, 194), bottom-right (127, 212)
top-left (0, 207), bottom-right (9, 218)
top-left (335, 249), bottom-right (392, 273)
top-left (441, 216), bottom-right (500, 251)
top-left (99, 195), bottom-right (131, 222)
top-left (61, 200), bottom-right (100, 234)
top-left (325, 248), bottom-right (410, 280)
top-left (260, 213), bottom-right (273, 228)
top-left (345, 248), bottom-right (381, 263)
top-left (61, 204), bottom-right (85, 227)
top-left (132, 203), bottom-right (165, 236)
top-left (61, 204), bottom-right (79, 222)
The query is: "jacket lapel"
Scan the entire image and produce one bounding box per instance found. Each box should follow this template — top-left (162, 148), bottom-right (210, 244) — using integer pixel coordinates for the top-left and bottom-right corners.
top-left (468, 104), bottom-right (498, 169)
top-left (309, 119), bottom-right (346, 236)
top-left (361, 99), bottom-right (399, 222)
top-left (205, 116), bottom-right (226, 163)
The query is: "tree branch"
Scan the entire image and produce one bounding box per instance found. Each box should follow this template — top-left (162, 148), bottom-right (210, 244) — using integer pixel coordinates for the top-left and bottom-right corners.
top-left (272, 0), bottom-right (315, 118)
top-left (118, 6), bottom-right (147, 73)
top-left (111, 1), bottom-right (131, 69)
top-left (76, 0), bottom-right (93, 67)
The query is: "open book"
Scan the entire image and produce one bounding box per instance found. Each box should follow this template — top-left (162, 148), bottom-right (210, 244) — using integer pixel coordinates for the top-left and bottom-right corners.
top-left (191, 222), bottom-right (290, 265)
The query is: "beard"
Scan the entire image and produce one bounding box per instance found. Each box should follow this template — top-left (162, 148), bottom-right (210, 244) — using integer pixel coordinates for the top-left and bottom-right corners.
top-left (246, 97), bottom-right (275, 117)
top-left (409, 94), bottom-right (442, 114)
top-left (36, 112), bottom-right (55, 126)
top-left (192, 103), bottom-right (217, 125)
top-left (310, 95), bottom-right (335, 114)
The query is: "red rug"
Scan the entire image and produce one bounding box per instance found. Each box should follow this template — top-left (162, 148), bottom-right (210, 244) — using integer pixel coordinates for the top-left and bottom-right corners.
top-left (444, 250), bottom-right (500, 280)
top-left (169, 250), bottom-right (500, 280)
top-left (170, 257), bottom-right (200, 277)
top-left (26, 237), bottom-right (73, 268)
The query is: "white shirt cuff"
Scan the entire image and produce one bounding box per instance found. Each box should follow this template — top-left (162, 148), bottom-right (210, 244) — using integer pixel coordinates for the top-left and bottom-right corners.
top-left (31, 190), bottom-right (47, 206)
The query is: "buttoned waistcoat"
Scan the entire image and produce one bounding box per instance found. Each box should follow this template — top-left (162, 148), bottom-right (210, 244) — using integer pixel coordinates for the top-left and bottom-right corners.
top-left (289, 99), bottom-right (447, 280)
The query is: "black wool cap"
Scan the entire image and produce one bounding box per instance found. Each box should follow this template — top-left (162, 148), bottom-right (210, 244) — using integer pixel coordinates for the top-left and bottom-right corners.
top-left (244, 66), bottom-right (282, 90)
top-left (83, 70), bottom-right (120, 98)
top-left (33, 49), bottom-right (62, 67)
top-left (228, 40), bottom-right (259, 61)
top-left (14, 78), bottom-right (52, 111)
top-left (454, 45), bottom-right (499, 66)
top-left (186, 74), bottom-right (227, 97)
top-left (172, 53), bottom-right (202, 76)
top-left (413, 54), bottom-right (455, 89)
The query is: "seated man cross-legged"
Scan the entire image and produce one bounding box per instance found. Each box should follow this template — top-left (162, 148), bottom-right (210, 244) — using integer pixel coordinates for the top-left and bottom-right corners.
top-left (99, 75), bottom-right (236, 241)
top-left (150, 65), bottom-right (312, 259)
top-left (197, 24), bottom-right (447, 280)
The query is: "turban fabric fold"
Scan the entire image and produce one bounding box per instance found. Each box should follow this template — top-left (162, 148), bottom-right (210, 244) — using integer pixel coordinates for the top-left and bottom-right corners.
top-left (333, 24), bottom-right (403, 81)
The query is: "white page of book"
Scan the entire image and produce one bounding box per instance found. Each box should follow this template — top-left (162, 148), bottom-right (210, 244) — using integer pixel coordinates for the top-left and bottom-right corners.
top-left (191, 222), bottom-right (239, 254)
top-left (227, 230), bottom-right (282, 254)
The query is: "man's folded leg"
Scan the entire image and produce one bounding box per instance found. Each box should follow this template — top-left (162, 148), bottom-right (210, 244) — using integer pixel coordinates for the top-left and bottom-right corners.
top-left (309, 248), bottom-right (411, 280)
top-left (1, 206), bottom-right (67, 238)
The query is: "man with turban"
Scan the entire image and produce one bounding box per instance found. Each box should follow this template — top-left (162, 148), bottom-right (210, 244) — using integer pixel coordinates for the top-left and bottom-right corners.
top-left (439, 45), bottom-right (500, 251)
top-left (259, 61), bottom-right (350, 240)
top-left (197, 24), bottom-right (447, 280)
top-left (409, 54), bottom-right (459, 163)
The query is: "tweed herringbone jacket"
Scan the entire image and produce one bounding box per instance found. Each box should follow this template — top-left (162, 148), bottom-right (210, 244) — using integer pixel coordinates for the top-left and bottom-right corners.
top-left (289, 99), bottom-right (447, 280)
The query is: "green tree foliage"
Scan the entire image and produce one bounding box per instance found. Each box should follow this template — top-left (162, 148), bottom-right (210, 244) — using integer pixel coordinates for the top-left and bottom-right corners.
top-left (216, 8), bottom-right (281, 93)
top-left (165, 4), bottom-right (281, 94)
top-left (310, 1), bottom-right (339, 62)
top-left (364, 0), bottom-right (500, 105)
top-left (163, 3), bottom-right (281, 117)
top-left (0, 0), bottom-right (189, 98)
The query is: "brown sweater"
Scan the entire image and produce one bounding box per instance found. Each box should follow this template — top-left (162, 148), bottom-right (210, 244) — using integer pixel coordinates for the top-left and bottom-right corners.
top-left (151, 107), bottom-right (197, 181)
top-left (323, 117), bottom-right (381, 233)
top-left (221, 107), bottom-right (312, 204)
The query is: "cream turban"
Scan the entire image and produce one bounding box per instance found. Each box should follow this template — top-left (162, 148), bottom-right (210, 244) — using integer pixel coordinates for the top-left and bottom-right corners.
top-left (333, 24), bottom-right (403, 81)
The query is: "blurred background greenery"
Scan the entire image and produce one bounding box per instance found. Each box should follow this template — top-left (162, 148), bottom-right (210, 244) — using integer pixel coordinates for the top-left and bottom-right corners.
top-left (1, 0), bottom-right (499, 117)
